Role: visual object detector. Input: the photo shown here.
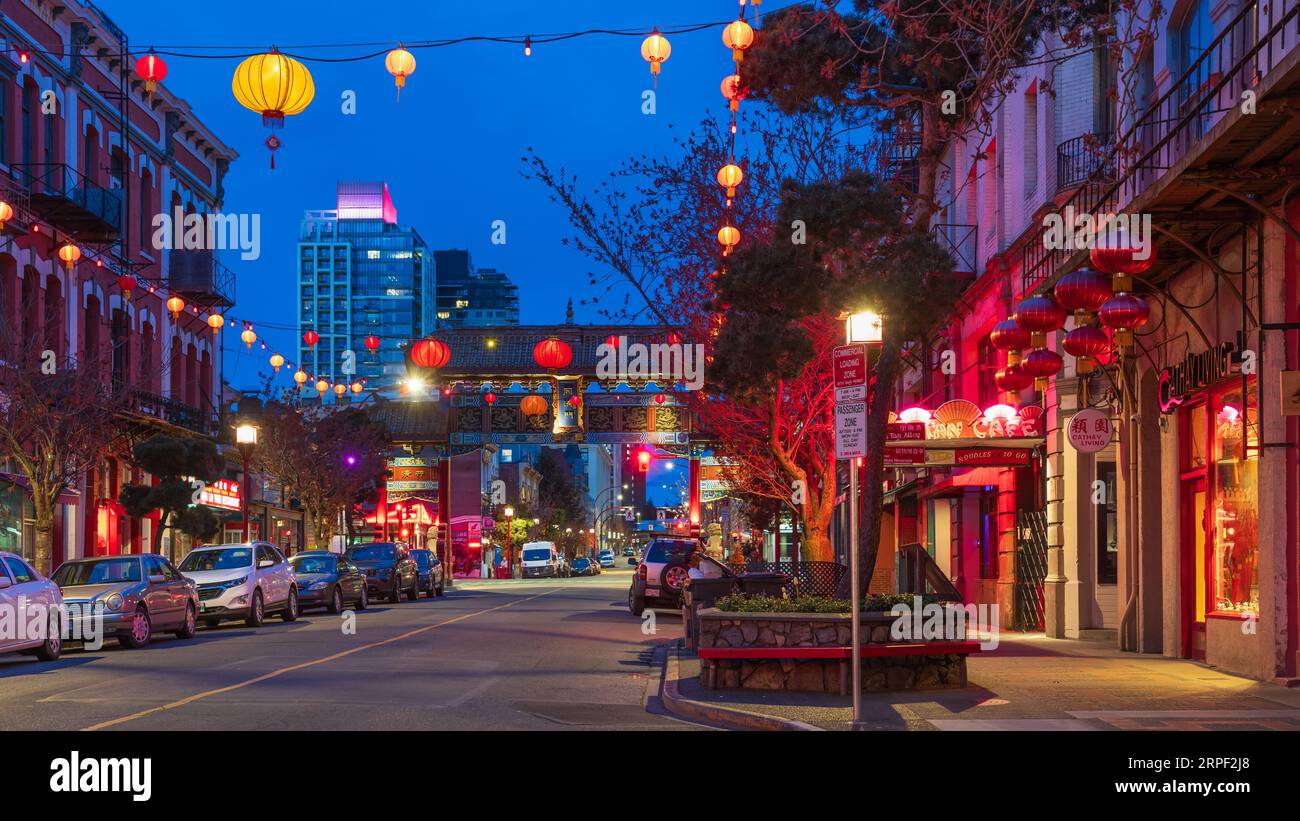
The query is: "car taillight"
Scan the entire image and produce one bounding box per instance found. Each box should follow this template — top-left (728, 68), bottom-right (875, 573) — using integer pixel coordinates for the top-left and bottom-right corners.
top-left (637, 563), bottom-right (647, 580)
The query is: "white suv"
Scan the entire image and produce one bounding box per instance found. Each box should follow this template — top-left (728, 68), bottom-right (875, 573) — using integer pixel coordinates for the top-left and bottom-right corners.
top-left (0, 552), bottom-right (63, 661)
top-left (179, 543), bottom-right (298, 628)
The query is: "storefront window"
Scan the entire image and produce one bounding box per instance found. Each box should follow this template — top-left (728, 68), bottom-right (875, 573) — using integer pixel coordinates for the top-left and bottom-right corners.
top-left (1096, 462), bottom-right (1118, 584)
top-left (1211, 381), bottom-right (1258, 616)
top-left (1186, 404), bottom-right (1207, 469)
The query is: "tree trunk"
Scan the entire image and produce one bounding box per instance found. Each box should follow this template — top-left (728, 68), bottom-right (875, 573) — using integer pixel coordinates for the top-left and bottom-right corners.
top-left (859, 336), bottom-right (902, 591)
top-left (33, 520), bottom-right (54, 576)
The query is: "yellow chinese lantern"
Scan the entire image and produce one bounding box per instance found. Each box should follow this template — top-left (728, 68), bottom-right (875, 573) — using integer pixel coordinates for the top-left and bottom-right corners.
top-left (721, 74), bottom-right (747, 112)
top-left (57, 243), bottom-right (81, 270)
top-left (718, 225), bottom-right (740, 252)
top-left (717, 164), bottom-right (743, 199)
top-left (207, 314), bottom-right (225, 334)
top-left (315, 378), bottom-right (330, 393)
top-left (350, 382), bottom-right (363, 394)
top-left (722, 20), bottom-right (754, 62)
top-left (641, 30), bottom-right (670, 82)
top-left (240, 326), bottom-right (257, 349)
top-left (333, 383), bottom-right (347, 397)
top-left (269, 353), bottom-right (285, 372)
top-left (293, 369), bottom-right (309, 386)
top-left (231, 49), bottom-right (315, 168)
top-left (385, 46), bottom-right (416, 99)
top-left (0, 200), bottom-right (12, 229)
top-left (166, 296), bottom-right (185, 318)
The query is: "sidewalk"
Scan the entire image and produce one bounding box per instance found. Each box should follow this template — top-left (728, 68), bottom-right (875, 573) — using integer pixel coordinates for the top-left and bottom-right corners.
top-left (661, 633), bottom-right (1300, 731)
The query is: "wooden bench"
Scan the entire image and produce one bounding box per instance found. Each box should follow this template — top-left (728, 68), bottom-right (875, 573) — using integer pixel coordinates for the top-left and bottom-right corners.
top-left (697, 641), bottom-right (981, 695)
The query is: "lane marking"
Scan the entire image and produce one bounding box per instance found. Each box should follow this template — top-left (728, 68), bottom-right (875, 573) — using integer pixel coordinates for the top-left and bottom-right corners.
top-left (80, 588), bottom-right (558, 731)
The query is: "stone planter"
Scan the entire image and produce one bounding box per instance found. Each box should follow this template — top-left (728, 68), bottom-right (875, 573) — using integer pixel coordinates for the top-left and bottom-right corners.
top-left (696, 608), bottom-right (971, 694)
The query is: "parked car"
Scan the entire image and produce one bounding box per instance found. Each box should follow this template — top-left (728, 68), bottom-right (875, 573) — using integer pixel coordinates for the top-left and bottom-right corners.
top-left (290, 552), bottom-right (368, 613)
top-left (52, 554), bottom-right (198, 648)
top-left (409, 548), bottom-right (446, 597)
top-left (179, 542), bottom-right (299, 628)
top-left (345, 542), bottom-right (418, 603)
top-left (628, 537), bottom-right (702, 614)
top-left (570, 557), bottom-right (594, 577)
top-left (626, 556), bottom-right (638, 566)
top-left (597, 550), bottom-right (616, 568)
top-left (520, 541), bottom-right (563, 578)
top-left (621, 547), bottom-right (636, 557)
top-left (0, 551), bottom-right (62, 661)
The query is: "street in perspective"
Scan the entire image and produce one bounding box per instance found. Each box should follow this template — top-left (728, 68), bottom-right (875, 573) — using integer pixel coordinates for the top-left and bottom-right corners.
top-left (0, 0), bottom-right (1296, 805)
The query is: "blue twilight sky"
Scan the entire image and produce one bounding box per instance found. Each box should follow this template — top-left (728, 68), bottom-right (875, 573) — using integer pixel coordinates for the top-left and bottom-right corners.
top-left (98, 0), bottom-right (749, 391)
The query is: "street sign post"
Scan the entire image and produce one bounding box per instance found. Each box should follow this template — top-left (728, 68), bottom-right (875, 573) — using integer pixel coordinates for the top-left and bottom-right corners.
top-left (833, 344), bottom-right (869, 402)
top-left (834, 340), bottom-right (871, 730)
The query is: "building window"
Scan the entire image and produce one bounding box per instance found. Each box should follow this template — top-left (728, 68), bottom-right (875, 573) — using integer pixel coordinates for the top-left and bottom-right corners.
top-left (1096, 461), bottom-right (1117, 584)
top-left (977, 336), bottom-right (997, 407)
top-left (979, 490), bottom-right (998, 579)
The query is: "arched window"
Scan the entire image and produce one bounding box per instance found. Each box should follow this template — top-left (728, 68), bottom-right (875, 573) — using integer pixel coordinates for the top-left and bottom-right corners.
top-left (85, 125), bottom-right (100, 184)
top-left (139, 319), bottom-right (154, 391)
top-left (111, 306), bottom-right (130, 385)
top-left (140, 168), bottom-right (154, 255)
top-left (43, 275), bottom-right (62, 360)
top-left (82, 292), bottom-right (101, 368)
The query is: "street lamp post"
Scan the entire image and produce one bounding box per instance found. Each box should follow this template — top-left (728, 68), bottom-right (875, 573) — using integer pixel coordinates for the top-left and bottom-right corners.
top-left (504, 505), bottom-right (515, 578)
top-left (236, 424), bottom-right (259, 544)
top-left (845, 309), bottom-right (882, 731)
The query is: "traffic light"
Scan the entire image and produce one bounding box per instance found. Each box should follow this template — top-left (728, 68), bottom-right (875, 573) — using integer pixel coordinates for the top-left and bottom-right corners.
top-left (637, 449), bottom-right (651, 472)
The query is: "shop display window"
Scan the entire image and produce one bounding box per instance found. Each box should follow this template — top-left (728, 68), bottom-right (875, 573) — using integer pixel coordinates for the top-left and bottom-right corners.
top-left (1210, 381), bottom-right (1258, 616)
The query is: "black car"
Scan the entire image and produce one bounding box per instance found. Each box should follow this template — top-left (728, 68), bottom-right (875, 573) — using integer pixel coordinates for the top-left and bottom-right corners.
top-left (345, 543), bottom-right (419, 603)
top-left (409, 548), bottom-right (446, 598)
top-left (290, 552), bottom-right (368, 613)
top-left (570, 557), bottom-right (594, 577)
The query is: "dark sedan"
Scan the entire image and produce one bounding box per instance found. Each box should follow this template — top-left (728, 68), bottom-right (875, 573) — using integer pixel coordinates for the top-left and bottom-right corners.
top-left (409, 548), bottom-right (445, 598)
top-left (290, 552), bottom-right (368, 613)
top-left (570, 557), bottom-right (594, 577)
top-left (345, 543), bottom-right (419, 603)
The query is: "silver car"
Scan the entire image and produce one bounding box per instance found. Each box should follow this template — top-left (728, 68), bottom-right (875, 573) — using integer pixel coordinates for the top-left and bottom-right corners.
top-left (52, 554), bottom-right (199, 649)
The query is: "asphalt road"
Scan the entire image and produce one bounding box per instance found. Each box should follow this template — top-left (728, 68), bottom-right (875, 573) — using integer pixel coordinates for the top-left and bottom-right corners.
top-left (0, 568), bottom-right (705, 731)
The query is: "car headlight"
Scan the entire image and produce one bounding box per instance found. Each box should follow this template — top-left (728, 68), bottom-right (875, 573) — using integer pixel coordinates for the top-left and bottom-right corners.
top-left (306, 581), bottom-right (329, 590)
top-left (219, 575), bottom-right (250, 591)
top-left (100, 592), bottom-right (124, 612)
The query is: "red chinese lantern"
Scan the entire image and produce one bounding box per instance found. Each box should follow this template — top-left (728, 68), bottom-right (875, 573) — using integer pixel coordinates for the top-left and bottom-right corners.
top-left (604, 334), bottom-right (620, 349)
top-left (364, 335), bottom-right (380, 353)
top-left (1090, 223), bottom-right (1155, 291)
top-left (116, 274), bottom-right (136, 300)
top-left (568, 395), bottom-right (582, 408)
top-left (484, 392), bottom-right (497, 405)
top-left (989, 318), bottom-right (1031, 351)
top-left (1054, 268), bottom-right (1113, 317)
top-left (533, 338), bottom-right (573, 371)
top-left (1022, 348), bottom-right (1064, 391)
top-left (520, 395), bottom-right (549, 416)
top-left (1098, 293), bottom-right (1150, 347)
top-left (994, 364), bottom-right (1033, 393)
top-left (57, 243), bottom-right (81, 270)
top-left (303, 329), bottom-right (320, 349)
top-left (410, 337), bottom-right (451, 369)
top-left (1063, 325), bottom-right (1111, 374)
top-left (135, 51), bottom-right (167, 94)
top-left (721, 74), bottom-right (747, 112)
top-left (1014, 294), bottom-right (1067, 347)
top-left (654, 393), bottom-right (668, 405)
top-left (722, 19), bottom-right (755, 62)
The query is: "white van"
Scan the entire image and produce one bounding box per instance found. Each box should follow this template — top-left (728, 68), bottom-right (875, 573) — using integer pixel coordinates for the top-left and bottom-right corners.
top-left (520, 542), bottom-right (562, 579)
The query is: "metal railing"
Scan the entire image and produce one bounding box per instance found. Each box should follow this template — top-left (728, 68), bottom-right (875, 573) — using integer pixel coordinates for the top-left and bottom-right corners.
top-left (1022, 0), bottom-right (1300, 293)
top-left (121, 385), bottom-right (219, 437)
top-left (1055, 132), bottom-right (1115, 190)
top-left (934, 223), bottom-right (978, 274)
top-left (10, 162), bottom-right (123, 235)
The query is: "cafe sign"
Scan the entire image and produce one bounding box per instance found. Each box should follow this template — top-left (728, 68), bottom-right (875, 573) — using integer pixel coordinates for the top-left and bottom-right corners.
top-left (889, 400), bottom-right (1044, 441)
top-left (1158, 336), bottom-right (1242, 413)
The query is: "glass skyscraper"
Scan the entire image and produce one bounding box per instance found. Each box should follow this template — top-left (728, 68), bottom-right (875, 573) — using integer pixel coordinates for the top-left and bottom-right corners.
top-left (298, 183), bottom-right (433, 397)
top-left (433, 249), bottom-right (521, 328)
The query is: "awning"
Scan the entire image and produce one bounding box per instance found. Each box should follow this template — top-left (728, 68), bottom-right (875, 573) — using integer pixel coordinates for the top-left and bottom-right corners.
top-left (919, 468), bottom-right (1005, 500)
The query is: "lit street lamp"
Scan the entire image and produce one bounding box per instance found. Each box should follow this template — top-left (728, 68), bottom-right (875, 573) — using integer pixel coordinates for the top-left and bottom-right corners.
top-left (843, 309), bottom-right (883, 731)
top-left (504, 505), bottom-right (515, 578)
top-left (236, 423), bottom-right (259, 543)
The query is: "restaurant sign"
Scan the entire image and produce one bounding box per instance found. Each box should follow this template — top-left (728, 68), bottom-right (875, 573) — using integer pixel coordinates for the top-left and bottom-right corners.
top-left (883, 401), bottom-right (1043, 467)
top-left (1157, 335), bottom-right (1242, 413)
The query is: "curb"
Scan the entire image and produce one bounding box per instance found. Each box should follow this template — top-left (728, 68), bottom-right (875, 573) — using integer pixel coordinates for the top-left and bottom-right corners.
top-left (659, 641), bottom-right (823, 731)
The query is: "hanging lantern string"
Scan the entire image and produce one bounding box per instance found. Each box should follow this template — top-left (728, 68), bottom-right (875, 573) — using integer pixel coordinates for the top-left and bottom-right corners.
top-left (13, 11), bottom-right (795, 63)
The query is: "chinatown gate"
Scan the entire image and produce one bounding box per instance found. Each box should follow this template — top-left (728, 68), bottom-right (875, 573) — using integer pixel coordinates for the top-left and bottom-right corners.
top-left (366, 324), bottom-right (707, 578)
